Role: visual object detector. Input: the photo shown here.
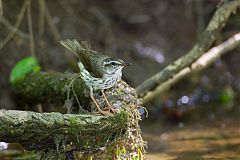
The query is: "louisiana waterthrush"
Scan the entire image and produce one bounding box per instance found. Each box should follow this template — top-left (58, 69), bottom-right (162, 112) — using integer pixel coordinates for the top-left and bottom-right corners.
top-left (60, 39), bottom-right (131, 115)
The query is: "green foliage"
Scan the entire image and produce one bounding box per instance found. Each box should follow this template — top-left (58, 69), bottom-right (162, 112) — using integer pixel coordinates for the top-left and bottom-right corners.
top-left (10, 56), bottom-right (41, 84)
top-left (220, 86), bottom-right (235, 106)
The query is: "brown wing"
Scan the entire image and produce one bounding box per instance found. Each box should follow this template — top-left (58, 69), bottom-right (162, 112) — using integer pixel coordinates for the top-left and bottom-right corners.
top-left (60, 39), bottom-right (109, 78)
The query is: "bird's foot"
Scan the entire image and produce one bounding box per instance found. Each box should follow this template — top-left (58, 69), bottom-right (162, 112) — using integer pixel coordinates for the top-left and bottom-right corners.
top-left (103, 106), bottom-right (119, 114)
top-left (94, 109), bottom-right (114, 116)
top-left (100, 90), bottom-right (119, 114)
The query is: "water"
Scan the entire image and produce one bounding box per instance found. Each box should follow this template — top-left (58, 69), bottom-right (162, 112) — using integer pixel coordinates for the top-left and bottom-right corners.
top-left (142, 114), bottom-right (240, 159)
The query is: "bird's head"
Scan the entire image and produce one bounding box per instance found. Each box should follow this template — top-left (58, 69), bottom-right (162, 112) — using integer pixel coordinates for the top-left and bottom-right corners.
top-left (102, 58), bottom-right (131, 75)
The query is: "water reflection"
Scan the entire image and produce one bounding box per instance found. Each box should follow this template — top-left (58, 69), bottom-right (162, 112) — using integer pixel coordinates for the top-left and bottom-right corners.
top-left (142, 116), bottom-right (240, 160)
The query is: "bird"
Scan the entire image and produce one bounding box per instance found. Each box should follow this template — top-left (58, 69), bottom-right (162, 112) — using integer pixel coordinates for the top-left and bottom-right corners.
top-left (60, 39), bottom-right (131, 115)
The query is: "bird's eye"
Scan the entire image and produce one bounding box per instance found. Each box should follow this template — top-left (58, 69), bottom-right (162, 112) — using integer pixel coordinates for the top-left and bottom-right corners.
top-left (111, 62), bottom-right (117, 65)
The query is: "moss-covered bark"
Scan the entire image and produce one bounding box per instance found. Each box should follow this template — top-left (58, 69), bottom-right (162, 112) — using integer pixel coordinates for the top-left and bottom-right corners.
top-left (0, 109), bottom-right (127, 151)
top-left (12, 72), bottom-right (89, 112)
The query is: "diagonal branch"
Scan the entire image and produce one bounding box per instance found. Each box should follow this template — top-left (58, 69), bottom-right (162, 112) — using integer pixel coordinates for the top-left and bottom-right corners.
top-left (27, 1), bottom-right (35, 56)
top-left (0, 0), bottom-right (30, 51)
top-left (141, 33), bottom-right (240, 103)
top-left (0, 16), bottom-right (30, 39)
top-left (136, 0), bottom-right (240, 101)
top-left (0, 0), bottom-right (3, 16)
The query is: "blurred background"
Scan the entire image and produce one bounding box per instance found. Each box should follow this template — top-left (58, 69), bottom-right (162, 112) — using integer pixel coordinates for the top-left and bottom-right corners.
top-left (1, 0), bottom-right (240, 159)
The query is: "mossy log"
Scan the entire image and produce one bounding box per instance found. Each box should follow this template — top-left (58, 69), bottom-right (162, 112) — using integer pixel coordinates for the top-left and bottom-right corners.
top-left (13, 72), bottom-right (86, 102)
top-left (12, 72), bottom-right (90, 112)
top-left (0, 109), bottom-right (127, 151)
top-left (6, 57), bottom-right (144, 159)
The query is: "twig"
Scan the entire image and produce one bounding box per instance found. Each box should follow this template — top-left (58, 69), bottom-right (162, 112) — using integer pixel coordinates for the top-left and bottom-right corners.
top-left (44, 2), bottom-right (80, 71)
top-left (27, 1), bottom-right (35, 56)
top-left (0, 0), bottom-right (3, 16)
top-left (136, 0), bottom-right (240, 101)
top-left (38, 0), bottom-right (45, 36)
top-left (0, 16), bottom-right (30, 39)
top-left (0, 0), bottom-right (30, 51)
top-left (142, 33), bottom-right (240, 103)
top-left (45, 3), bottom-right (61, 42)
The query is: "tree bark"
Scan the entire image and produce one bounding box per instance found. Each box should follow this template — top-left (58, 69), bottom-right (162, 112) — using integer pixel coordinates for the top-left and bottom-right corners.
top-left (0, 109), bottom-right (127, 151)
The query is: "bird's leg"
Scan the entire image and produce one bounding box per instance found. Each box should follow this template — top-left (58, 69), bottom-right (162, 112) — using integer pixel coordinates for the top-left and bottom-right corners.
top-left (90, 87), bottom-right (110, 115)
top-left (101, 90), bottom-right (117, 113)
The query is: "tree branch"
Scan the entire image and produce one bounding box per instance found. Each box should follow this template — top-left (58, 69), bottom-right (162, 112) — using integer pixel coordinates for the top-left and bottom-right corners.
top-left (136, 0), bottom-right (240, 101)
top-left (142, 32), bottom-right (240, 103)
top-left (0, 16), bottom-right (30, 39)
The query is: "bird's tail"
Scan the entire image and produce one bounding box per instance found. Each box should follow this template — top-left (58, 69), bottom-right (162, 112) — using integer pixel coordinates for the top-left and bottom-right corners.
top-left (60, 39), bottom-right (91, 58)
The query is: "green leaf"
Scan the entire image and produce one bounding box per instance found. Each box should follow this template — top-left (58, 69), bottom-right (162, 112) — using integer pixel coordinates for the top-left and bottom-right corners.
top-left (10, 56), bottom-right (41, 84)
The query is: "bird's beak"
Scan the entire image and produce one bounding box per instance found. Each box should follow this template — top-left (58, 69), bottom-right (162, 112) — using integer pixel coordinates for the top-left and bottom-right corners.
top-left (121, 62), bottom-right (132, 66)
